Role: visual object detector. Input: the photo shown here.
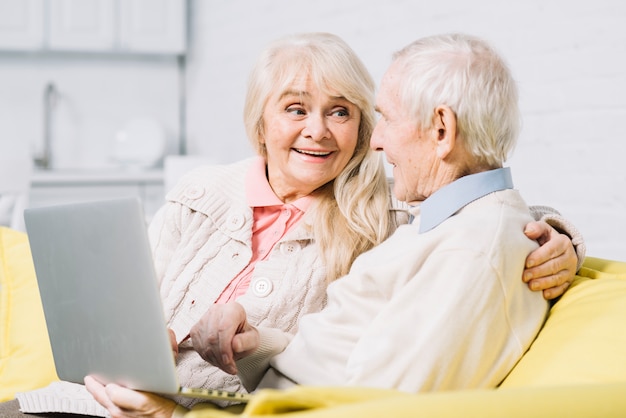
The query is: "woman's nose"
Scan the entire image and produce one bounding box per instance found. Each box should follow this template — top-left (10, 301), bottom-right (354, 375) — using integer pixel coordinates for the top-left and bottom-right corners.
top-left (303, 114), bottom-right (330, 141)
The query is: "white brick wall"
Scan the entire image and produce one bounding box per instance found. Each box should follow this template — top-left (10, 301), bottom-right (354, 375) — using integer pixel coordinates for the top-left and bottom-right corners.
top-left (185, 0), bottom-right (626, 261)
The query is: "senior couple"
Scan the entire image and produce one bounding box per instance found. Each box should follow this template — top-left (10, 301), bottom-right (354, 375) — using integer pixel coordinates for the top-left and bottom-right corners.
top-left (5, 32), bottom-right (583, 418)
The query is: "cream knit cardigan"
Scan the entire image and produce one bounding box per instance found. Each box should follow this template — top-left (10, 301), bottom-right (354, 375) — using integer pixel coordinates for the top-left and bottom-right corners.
top-left (148, 158), bottom-right (328, 407)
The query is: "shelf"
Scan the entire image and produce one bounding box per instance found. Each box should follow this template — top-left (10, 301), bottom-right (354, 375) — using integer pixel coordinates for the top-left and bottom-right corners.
top-left (31, 168), bottom-right (164, 186)
top-left (29, 168), bottom-right (166, 219)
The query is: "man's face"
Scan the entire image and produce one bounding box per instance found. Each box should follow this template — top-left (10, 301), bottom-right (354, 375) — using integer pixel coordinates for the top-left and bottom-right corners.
top-left (370, 63), bottom-right (439, 204)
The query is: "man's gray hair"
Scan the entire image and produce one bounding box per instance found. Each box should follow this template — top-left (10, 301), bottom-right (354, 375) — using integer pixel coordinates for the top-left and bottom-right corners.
top-left (392, 33), bottom-right (521, 167)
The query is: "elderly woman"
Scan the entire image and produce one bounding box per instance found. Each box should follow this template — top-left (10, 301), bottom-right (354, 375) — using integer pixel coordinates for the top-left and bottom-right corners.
top-left (76, 33), bottom-right (580, 418)
top-left (188, 33), bottom-right (569, 395)
top-left (148, 31), bottom-right (395, 402)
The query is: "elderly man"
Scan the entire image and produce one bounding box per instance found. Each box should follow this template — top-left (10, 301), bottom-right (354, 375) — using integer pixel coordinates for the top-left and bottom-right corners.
top-left (190, 33), bottom-right (558, 393)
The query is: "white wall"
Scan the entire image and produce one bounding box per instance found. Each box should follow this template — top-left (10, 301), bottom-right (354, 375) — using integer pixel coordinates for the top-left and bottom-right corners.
top-left (184, 0), bottom-right (626, 261)
top-left (1, 0), bottom-right (623, 260)
top-left (0, 54), bottom-right (180, 169)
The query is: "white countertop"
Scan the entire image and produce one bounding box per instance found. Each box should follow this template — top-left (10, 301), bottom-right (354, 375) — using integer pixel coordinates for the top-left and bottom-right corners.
top-left (32, 168), bottom-right (164, 186)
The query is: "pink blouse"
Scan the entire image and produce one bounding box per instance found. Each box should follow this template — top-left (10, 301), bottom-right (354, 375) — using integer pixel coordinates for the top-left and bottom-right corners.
top-left (214, 157), bottom-right (313, 303)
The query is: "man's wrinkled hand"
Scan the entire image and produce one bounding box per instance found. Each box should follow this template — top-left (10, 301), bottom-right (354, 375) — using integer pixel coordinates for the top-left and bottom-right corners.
top-left (190, 302), bottom-right (259, 375)
top-left (523, 220), bottom-right (577, 300)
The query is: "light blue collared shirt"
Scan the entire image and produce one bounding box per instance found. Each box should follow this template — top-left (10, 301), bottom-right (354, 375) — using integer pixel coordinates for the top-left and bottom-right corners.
top-left (411, 167), bottom-right (514, 234)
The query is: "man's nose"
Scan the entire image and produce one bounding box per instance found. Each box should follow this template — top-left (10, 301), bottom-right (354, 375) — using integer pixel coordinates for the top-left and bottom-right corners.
top-left (370, 122), bottom-right (384, 151)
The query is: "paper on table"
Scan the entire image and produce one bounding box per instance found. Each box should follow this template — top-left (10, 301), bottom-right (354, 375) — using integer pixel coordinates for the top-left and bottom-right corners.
top-left (16, 381), bottom-right (109, 417)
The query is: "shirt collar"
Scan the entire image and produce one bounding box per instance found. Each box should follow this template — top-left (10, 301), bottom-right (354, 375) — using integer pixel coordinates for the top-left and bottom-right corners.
top-left (245, 156), bottom-right (314, 212)
top-left (414, 167), bottom-right (514, 233)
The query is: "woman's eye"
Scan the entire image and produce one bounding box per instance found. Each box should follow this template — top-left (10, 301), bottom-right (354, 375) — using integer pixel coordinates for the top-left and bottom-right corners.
top-left (331, 108), bottom-right (349, 117)
top-left (287, 106), bottom-right (306, 116)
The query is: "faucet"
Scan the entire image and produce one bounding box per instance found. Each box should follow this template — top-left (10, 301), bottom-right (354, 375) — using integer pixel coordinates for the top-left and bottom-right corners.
top-left (34, 82), bottom-right (57, 169)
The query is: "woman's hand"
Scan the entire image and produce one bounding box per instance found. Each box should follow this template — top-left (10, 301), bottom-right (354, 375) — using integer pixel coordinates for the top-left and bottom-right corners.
top-left (84, 376), bottom-right (178, 418)
top-left (168, 328), bottom-right (179, 356)
top-left (190, 302), bottom-right (260, 375)
top-left (523, 221), bottom-right (578, 300)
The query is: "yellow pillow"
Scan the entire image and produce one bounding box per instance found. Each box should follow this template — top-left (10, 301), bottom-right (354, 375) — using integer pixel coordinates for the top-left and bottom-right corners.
top-left (185, 383), bottom-right (626, 418)
top-left (0, 227), bottom-right (58, 401)
top-left (500, 256), bottom-right (626, 387)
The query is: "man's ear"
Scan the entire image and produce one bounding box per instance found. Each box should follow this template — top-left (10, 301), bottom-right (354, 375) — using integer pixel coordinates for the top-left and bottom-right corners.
top-left (433, 105), bottom-right (457, 159)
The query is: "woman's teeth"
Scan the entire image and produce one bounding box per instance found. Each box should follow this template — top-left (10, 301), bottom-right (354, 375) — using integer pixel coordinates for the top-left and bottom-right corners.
top-left (295, 149), bottom-right (331, 156)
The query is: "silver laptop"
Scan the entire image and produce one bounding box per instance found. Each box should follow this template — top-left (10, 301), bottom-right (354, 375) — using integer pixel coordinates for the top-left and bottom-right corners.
top-left (24, 197), bottom-right (250, 403)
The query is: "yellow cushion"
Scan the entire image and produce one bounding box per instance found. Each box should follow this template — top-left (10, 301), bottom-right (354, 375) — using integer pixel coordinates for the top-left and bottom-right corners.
top-left (0, 226), bottom-right (58, 401)
top-left (186, 383), bottom-right (626, 418)
top-left (500, 256), bottom-right (626, 387)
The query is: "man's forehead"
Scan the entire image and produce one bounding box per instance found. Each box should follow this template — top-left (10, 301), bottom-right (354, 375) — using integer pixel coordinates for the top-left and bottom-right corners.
top-left (375, 71), bottom-right (402, 112)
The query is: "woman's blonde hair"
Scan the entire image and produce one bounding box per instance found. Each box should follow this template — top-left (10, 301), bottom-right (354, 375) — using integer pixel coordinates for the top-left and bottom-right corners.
top-left (243, 32), bottom-right (396, 281)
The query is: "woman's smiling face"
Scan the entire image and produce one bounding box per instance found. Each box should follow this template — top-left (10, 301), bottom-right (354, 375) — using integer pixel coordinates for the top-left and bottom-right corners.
top-left (261, 74), bottom-right (361, 203)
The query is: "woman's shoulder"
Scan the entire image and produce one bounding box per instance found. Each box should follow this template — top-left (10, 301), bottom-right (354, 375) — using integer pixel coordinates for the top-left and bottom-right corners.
top-left (165, 158), bottom-right (254, 208)
top-left (181, 158), bottom-right (253, 181)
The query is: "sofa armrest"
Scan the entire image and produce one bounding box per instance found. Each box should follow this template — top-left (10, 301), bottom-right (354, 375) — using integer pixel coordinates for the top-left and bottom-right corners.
top-left (0, 227), bottom-right (58, 402)
top-left (185, 383), bottom-right (626, 418)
